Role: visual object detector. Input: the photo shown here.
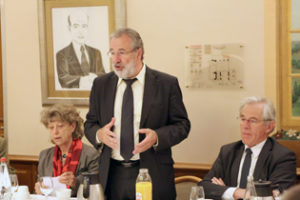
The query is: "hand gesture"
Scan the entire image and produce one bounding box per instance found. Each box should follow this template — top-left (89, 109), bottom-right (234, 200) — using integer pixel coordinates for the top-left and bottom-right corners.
top-left (97, 118), bottom-right (118, 149)
top-left (59, 171), bottom-right (76, 188)
top-left (133, 128), bottom-right (158, 154)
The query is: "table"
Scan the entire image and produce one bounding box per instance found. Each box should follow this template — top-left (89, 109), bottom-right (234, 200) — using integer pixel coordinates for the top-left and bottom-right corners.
top-left (29, 194), bottom-right (77, 200)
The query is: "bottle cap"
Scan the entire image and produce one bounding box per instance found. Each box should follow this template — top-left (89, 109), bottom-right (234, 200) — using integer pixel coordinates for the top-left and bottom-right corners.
top-left (139, 168), bottom-right (148, 173)
top-left (247, 175), bottom-right (254, 181)
top-left (0, 157), bottom-right (7, 162)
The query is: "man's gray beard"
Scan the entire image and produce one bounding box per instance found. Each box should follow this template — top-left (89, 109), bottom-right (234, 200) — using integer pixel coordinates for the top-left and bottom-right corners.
top-left (112, 62), bottom-right (136, 79)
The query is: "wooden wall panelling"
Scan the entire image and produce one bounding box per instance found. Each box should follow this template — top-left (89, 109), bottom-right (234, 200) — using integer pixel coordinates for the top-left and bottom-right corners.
top-left (8, 155), bottom-right (38, 194)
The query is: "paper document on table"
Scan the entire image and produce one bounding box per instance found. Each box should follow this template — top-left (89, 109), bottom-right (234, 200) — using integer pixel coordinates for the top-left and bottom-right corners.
top-left (43, 176), bottom-right (66, 193)
top-left (51, 176), bottom-right (67, 191)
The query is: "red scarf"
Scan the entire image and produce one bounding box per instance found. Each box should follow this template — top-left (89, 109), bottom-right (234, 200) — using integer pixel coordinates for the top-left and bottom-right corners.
top-left (53, 139), bottom-right (82, 179)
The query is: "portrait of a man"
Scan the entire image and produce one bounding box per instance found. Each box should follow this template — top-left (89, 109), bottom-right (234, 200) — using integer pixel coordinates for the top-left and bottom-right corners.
top-left (52, 7), bottom-right (110, 90)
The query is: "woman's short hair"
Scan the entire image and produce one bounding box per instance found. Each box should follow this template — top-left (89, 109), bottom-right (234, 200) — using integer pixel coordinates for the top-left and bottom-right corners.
top-left (40, 104), bottom-right (84, 139)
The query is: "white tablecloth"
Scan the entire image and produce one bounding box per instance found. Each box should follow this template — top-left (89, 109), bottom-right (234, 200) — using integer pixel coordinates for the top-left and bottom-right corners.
top-left (30, 194), bottom-right (77, 200)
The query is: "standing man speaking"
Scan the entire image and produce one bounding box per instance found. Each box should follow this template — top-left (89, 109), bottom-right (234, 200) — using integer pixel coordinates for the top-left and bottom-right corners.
top-left (84, 28), bottom-right (190, 200)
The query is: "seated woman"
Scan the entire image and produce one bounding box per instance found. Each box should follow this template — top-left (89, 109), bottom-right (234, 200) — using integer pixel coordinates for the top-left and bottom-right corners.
top-left (34, 104), bottom-right (99, 196)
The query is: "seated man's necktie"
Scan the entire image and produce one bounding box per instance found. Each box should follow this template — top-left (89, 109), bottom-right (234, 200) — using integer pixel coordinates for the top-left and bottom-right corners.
top-left (240, 148), bottom-right (252, 188)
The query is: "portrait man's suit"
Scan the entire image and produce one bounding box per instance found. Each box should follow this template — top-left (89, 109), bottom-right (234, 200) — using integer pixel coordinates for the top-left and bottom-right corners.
top-left (56, 43), bottom-right (105, 88)
top-left (199, 137), bottom-right (297, 200)
top-left (84, 66), bottom-right (190, 200)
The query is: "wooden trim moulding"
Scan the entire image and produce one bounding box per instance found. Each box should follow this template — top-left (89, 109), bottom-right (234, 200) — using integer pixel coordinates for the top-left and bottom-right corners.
top-left (8, 154), bottom-right (39, 162)
top-left (6, 156), bottom-right (300, 176)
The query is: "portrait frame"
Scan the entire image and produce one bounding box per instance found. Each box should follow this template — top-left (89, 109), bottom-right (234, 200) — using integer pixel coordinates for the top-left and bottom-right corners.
top-left (38, 0), bottom-right (126, 105)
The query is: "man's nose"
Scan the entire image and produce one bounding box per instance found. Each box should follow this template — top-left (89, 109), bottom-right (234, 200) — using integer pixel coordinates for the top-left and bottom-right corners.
top-left (112, 54), bottom-right (122, 63)
top-left (241, 120), bottom-right (251, 128)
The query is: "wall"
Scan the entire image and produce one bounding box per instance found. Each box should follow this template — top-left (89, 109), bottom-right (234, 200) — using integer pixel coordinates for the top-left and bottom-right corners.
top-left (264, 0), bottom-right (278, 118)
top-left (2, 0), bottom-right (275, 164)
top-left (126, 0), bottom-right (265, 163)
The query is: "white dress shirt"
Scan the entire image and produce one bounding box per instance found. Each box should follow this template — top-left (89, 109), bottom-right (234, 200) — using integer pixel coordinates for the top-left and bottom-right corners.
top-left (222, 139), bottom-right (267, 200)
top-left (72, 42), bottom-right (90, 64)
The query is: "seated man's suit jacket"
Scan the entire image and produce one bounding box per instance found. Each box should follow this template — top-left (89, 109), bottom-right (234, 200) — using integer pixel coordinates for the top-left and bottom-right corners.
top-left (199, 137), bottom-right (297, 200)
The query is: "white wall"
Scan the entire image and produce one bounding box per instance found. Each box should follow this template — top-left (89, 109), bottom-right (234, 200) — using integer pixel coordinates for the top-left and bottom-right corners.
top-left (2, 0), bottom-right (270, 164)
top-left (126, 0), bottom-right (265, 163)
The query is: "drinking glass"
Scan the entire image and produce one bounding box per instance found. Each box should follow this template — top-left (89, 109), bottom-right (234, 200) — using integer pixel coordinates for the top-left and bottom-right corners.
top-left (272, 188), bottom-right (281, 200)
top-left (39, 177), bottom-right (53, 198)
top-left (190, 185), bottom-right (205, 200)
top-left (9, 174), bottom-right (19, 194)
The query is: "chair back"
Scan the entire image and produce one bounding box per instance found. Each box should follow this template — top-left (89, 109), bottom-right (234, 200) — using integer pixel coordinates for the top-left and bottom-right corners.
top-left (175, 175), bottom-right (202, 200)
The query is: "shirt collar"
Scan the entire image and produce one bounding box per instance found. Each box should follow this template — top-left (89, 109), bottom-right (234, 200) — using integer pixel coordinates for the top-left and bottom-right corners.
top-left (245, 139), bottom-right (267, 157)
top-left (117, 64), bottom-right (146, 86)
top-left (72, 41), bottom-right (85, 51)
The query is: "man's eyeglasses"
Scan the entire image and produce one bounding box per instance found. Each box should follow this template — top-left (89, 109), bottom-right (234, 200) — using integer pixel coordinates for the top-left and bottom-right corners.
top-left (239, 117), bottom-right (271, 125)
top-left (107, 48), bottom-right (137, 58)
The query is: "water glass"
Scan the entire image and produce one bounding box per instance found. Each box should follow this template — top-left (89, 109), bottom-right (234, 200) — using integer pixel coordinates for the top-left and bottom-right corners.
top-left (15, 185), bottom-right (30, 200)
top-left (9, 173), bottom-right (19, 194)
top-left (190, 185), bottom-right (205, 200)
top-left (272, 188), bottom-right (281, 200)
top-left (39, 176), bottom-right (53, 198)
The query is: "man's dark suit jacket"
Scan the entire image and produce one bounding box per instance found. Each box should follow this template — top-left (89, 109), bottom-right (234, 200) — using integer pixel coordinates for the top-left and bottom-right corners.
top-left (199, 137), bottom-right (297, 200)
top-left (56, 43), bottom-right (105, 88)
top-left (84, 66), bottom-right (190, 200)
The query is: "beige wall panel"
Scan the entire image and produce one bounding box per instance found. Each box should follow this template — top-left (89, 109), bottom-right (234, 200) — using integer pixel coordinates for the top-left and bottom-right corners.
top-left (2, 0), bottom-right (275, 164)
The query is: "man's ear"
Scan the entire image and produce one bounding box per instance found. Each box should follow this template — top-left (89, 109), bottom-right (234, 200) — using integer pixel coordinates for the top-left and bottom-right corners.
top-left (266, 120), bottom-right (275, 135)
top-left (137, 48), bottom-right (143, 60)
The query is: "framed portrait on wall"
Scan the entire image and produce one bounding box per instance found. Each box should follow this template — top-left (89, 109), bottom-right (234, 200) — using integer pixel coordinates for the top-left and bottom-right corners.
top-left (38, 0), bottom-right (126, 105)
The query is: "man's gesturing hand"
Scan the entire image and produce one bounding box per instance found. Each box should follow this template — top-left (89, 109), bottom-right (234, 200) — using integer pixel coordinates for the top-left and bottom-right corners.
top-left (97, 118), bottom-right (118, 149)
top-left (133, 128), bottom-right (158, 154)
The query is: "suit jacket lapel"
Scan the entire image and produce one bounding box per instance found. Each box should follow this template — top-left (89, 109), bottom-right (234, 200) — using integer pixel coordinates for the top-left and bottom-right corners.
top-left (253, 138), bottom-right (272, 178)
top-left (85, 45), bottom-right (95, 71)
top-left (140, 67), bottom-right (156, 129)
top-left (231, 144), bottom-right (244, 186)
top-left (103, 74), bottom-right (118, 123)
top-left (66, 43), bottom-right (83, 73)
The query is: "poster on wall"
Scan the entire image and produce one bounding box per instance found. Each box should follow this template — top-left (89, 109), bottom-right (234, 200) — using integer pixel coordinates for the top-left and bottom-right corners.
top-left (184, 44), bottom-right (244, 89)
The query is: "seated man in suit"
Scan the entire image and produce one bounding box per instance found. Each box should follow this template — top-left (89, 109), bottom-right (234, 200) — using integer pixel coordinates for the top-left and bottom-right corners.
top-left (56, 9), bottom-right (105, 89)
top-left (199, 96), bottom-right (297, 200)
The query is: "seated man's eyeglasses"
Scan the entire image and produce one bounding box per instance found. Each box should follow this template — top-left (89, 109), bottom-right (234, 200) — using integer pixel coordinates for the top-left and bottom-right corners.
top-left (239, 117), bottom-right (271, 125)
